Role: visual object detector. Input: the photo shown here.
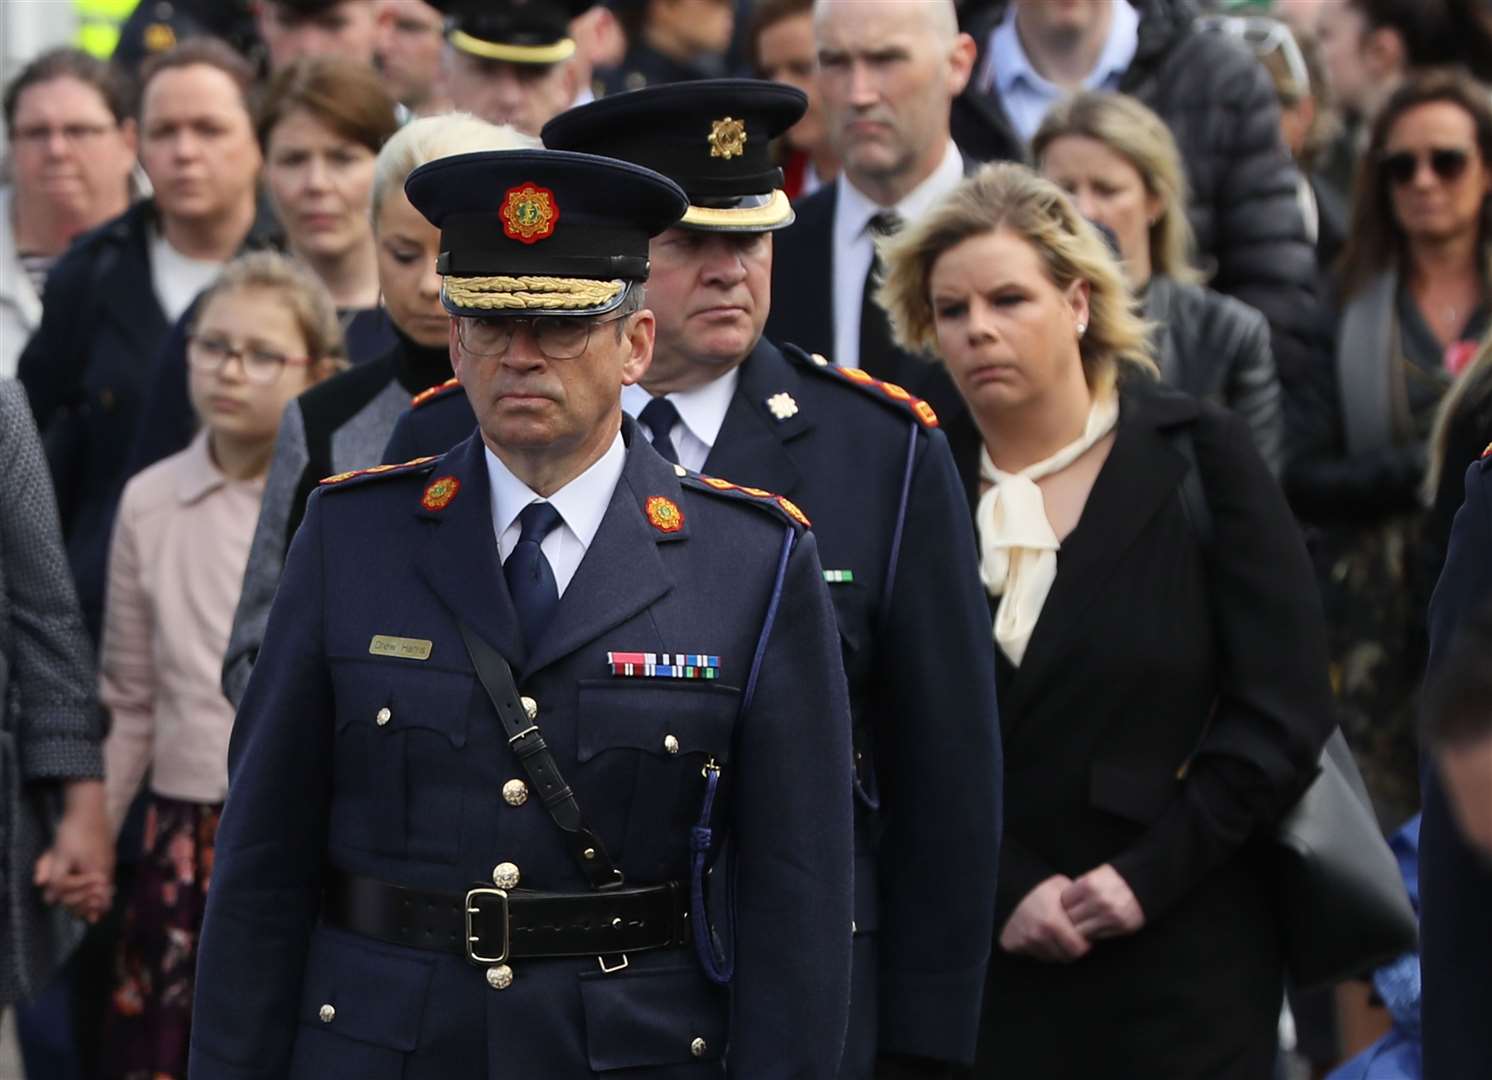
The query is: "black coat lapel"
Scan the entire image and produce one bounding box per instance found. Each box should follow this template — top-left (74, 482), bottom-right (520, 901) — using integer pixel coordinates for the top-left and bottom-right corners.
top-left (414, 432), bottom-right (527, 668)
top-left (1008, 385), bottom-right (1198, 712)
top-left (766, 186), bottom-right (836, 355)
top-left (705, 339), bottom-right (810, 497)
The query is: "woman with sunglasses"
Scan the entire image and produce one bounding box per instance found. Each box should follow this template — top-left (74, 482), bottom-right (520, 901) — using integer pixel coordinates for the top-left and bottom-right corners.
top-left (95, 252), bottom-right (345, 1080)
top-left (1290, 67), bottom-right (1492, 829)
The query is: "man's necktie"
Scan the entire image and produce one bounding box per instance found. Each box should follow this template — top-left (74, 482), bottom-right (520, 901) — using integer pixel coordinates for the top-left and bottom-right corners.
top-left (638, 395), bottom-right (682, 464)
top-left (505, 501), bottom-right (563, 649)
top-left (858, 209), bottom-right (904, 381)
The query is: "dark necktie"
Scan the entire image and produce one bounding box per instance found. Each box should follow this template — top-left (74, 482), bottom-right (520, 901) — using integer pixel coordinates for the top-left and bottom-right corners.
top-left (858, 209), bottom-right (903, 381)
top-left (504, 501), bottom-right (563, 649)
top-left (638, 395), bottom-right (682, 464)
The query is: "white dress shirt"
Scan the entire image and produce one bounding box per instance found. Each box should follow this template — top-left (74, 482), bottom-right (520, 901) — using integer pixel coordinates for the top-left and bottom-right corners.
top-left (620, 367), bottom-right (740, 473)
top-left (484, 430), bottom-right (625, 596)
top-left (832, 141), bottom-right (964, 369)
top-left (980, 0), bottom-right (1140, 144)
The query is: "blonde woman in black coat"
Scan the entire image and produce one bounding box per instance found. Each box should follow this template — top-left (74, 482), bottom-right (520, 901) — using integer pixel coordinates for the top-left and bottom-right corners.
top-left (877, 163), bottom-right (1334, 1078)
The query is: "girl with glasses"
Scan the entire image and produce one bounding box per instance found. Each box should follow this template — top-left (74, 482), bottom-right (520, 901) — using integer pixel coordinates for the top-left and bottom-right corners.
top-left (94, 252), bottom-right (344, 1080)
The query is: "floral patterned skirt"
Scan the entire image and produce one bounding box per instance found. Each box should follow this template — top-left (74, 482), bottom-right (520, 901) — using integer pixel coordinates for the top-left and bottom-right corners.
top-left (101, 794), bottom-right (221, 1080)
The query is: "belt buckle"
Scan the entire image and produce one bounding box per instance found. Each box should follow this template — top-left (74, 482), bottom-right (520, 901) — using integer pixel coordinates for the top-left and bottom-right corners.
top-left (464, 886), bottom-right (510, 965)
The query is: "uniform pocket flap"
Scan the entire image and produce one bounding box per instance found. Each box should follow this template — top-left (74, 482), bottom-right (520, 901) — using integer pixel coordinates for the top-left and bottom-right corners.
top-left (297, 928), bottom-right (435, 1051)
top-left (576, 681), bottom-right (740, 764)
top-left (1087, 762), bottom-right (1177, 825)
top-left (579, 961), bottom-right (727, 1071)
top-left (331, 660), bottom-right (477, 747)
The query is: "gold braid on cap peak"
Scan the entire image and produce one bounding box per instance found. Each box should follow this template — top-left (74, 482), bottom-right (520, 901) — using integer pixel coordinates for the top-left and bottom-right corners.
top-left (443, 275), bottom-right (625, 311)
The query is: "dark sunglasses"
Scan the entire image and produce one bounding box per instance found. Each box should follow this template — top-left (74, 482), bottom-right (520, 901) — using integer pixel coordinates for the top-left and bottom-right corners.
top-left (1382, 147), bottom-right (1473, 186)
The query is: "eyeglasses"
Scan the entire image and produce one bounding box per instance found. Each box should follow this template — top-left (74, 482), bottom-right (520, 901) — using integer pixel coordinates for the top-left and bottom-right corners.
top-left (187, 334), bottom-right (313, 384)
top-left (1197, 14), bottom-right (1310, 98)
top-left (10, 122), bottom-right (116, 148)
top-left (456, 311), bottom-right (632, 361)
top-left (1382, 147), bottom-right (1473, 186)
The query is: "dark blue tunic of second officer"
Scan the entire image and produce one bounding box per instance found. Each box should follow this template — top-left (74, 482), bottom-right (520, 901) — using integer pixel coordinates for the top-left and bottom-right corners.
top-left (188, 149), bottom-right (855, 1078)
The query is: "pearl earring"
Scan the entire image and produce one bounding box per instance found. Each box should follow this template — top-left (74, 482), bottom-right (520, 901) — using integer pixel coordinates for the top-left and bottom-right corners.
top-left (1076, 321), bottom-right (1087, 337)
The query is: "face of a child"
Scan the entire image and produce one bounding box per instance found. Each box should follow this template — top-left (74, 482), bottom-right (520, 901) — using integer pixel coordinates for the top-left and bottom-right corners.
top-left (187, 285), bottom-right (320, 453)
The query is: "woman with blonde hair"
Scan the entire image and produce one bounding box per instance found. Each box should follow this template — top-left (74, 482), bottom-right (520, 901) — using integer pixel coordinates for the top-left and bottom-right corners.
top-left (1032, 90), bottom-right (1284, 474)
top-left (878, 162), bottom-right (1334, 1078)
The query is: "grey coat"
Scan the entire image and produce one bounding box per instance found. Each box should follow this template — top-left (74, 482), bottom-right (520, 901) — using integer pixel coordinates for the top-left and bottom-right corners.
top-left (0, 378), bottom-right (103, 1005)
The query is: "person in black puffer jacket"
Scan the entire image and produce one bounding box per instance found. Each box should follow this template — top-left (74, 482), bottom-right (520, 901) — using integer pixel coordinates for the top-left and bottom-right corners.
top-left (958, 0), bottom-right (1319, 462)
top-left (1033, 90), bottom-right (1283, 475)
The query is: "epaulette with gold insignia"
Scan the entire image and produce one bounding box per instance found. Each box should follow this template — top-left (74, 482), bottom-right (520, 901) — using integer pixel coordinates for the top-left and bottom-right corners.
top-left (678, 470), bottom-right (811, 530)
top-left (319, 456), bottom-right (438, 491)
top-left (410, 377), bottom-right (461, 410)
top-left (780, 343), bottom-right (939, 429)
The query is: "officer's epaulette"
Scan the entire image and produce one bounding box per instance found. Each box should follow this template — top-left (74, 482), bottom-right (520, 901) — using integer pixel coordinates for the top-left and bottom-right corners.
top-left (780, 343), bottom-right (940, 429)
top-left (319, 456), bottom-right (438, 490)
top-left (677, 469), bottom-right (812, 530)
top-left (411, 377), bottom-right (461, 409)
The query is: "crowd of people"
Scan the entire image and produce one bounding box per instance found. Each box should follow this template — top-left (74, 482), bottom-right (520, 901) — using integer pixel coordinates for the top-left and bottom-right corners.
top-left (1, 1), bottom-right (1491, 1078)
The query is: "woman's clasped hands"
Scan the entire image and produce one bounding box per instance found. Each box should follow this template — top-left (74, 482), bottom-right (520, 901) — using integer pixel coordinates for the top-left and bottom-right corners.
top-left (999, 864), bottom-right (1146, 962)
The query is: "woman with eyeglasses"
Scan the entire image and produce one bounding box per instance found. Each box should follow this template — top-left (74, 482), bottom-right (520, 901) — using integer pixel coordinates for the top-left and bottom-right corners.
top-left (1033, 90), bottom-right (1284, 476)
top-left (1290, 67), bottom-right (1492, 829)
top-left (217, 113), bottom-right (532, 706)
top-left (94, 251), bottom-right (344, 1080)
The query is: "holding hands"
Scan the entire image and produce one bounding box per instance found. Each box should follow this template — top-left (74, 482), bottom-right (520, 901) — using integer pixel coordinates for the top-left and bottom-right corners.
top-left (33, 778), bottom-right (115, 924)
top-left (1000, 864), bottom-right (1145, 962)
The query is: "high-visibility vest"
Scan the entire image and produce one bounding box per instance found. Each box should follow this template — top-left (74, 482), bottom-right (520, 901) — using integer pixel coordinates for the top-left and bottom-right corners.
top-left (74, 0), bottom-right (142, 58)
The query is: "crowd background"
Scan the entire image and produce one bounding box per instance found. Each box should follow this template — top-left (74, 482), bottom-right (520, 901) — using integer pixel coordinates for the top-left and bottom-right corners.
top-left (2, 0), bottom-right (1492, 1078)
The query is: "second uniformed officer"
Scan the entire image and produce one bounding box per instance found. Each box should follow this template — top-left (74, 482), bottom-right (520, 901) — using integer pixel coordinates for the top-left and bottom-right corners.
top-left (546, 83), bottom-right (1003, 1077)
top-left (188, 149), bottom-right (854, 1078)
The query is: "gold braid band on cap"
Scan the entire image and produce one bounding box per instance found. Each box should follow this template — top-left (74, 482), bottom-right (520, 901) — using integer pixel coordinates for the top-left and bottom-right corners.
top-left (443, 276), bottom-right (625, 311)
top-left (448, 30), bottom-right (576, 65)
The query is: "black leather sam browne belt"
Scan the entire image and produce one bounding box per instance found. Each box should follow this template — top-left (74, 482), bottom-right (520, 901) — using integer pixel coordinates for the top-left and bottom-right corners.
top-left (322, 870), bottom-right (689, 963)
top-left (322, 620), bottom-right (695, 970)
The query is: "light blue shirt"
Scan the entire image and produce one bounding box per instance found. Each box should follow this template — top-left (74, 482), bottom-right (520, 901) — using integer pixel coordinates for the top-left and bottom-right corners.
top-left (981, 0), bottom-right (1140, 145)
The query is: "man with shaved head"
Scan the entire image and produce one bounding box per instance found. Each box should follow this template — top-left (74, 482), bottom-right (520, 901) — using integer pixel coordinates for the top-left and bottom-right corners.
top-left (766, 0), bottom-right (1013, 430)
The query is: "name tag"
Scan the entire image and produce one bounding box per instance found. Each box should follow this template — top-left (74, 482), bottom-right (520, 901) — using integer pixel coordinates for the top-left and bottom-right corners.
top-left (369, 635), bottom-right (433, 661)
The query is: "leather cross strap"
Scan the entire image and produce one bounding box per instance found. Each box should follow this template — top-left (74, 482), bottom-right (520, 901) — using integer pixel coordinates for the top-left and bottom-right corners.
top-left (456, 620), bottom-right (623, 891)
top-left (324, 869), bottom-right (687, 960)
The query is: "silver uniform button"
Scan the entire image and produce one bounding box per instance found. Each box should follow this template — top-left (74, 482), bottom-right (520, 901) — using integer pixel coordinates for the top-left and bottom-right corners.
top-left (502, 779), bottom-right (529, 807)
top-left (492, 862), bottom-right (521, 889)
top-left (520, 696), bottom-right (538, 721)
top-left (375, 707), bottom-right (391, 727)
top-left (318, 1004), bottom-right (336, 1023)
top-left (663, 734), bottom-right (680, 754)
top-left (691, 1037), bottom-right (707, 1057)
top-left (486, 964), bottom-right (513, 990)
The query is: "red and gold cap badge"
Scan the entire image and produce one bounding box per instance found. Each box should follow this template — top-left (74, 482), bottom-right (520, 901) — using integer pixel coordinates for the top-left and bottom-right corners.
top-left (500, 182), bottom-right (559, 244)
top-left (646, 495), bottom-right (685, 534)
top-left (421, 475), bottom-right (461, 512)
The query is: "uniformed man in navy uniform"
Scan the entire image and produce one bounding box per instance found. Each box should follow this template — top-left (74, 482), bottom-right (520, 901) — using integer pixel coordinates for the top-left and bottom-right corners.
top-left (189, 148), bottom-right (854, 1078)
top-left (387, 82), bottom-right (1002, 1077)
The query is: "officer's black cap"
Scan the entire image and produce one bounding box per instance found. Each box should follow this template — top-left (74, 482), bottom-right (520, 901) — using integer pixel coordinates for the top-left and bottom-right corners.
top-left (541, 79), bottom-right (807, 233)
top-left (263, 0), bottom-right (349, 14)
top-left (404, 149), bottom-right (688, 318)
top-left (430, 0), bottom-right (594, 67)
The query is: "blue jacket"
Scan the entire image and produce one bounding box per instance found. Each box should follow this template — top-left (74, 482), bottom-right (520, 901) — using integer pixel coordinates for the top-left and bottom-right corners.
top-left (1421, 455), bottom-right (1492, 1080)
top-left (189, 421), bottom-right (855, 1078)
top-left (382, 337), bottom-right (1003, 1068)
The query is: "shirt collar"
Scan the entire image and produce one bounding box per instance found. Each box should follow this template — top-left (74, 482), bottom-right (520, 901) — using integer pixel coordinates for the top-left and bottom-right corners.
top-left (620, 366), bottom-right (741, 450)
top-left (835, 140), bottom-right (965, 249)
top-left (484, 428), bottom-right (626, 548)
top-left (986, 0), bottom-right (1139, 96)
top-left (176, 429), bottom-right (230, 505)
